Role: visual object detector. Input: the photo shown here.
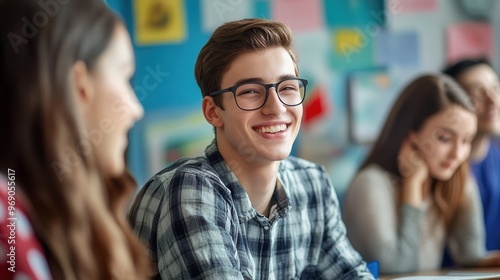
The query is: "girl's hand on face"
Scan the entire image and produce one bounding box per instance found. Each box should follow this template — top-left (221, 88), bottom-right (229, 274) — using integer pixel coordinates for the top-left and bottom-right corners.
top-left (398, 135), bottom-right (430, 207)
top-left (398, 135), bottom-right (429, 184)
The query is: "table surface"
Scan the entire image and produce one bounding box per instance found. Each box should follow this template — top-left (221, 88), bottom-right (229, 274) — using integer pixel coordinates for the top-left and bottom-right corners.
top-left (379, 267), bottom-right (500, 280)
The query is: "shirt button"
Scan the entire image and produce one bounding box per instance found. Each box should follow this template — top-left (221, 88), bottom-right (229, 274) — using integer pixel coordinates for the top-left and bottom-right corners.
top-left (264, 226), bottom-right (270, 230)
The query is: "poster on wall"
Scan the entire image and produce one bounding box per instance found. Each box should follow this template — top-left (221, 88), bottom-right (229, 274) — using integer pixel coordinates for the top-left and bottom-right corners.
top-left (447, 22), bottom-right (493, 64)
top-left (387, 0), bottom-right (437, 13)
top-left (330, 28), bottom-right (375, 71)
top-left (324, 0), bottom-right (385, 27)
top-left (272, 0), bottom-right (323, 33)
top-left (347, 69), bottom-right (401, 144)
top-left (143, 110), bottom-right (213, 178)
top-left (374, 30), bottom-right (420, 68)
top-left (133, 0), bottom-right (187, 45)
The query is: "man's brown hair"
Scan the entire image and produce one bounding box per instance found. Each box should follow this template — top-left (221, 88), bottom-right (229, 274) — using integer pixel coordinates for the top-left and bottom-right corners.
top-left (195, 18), bottom-right (298, 109)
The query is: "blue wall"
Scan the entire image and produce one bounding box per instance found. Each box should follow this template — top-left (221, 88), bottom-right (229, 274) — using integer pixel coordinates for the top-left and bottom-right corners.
top-left (106, 0), bottom-right (496, 199)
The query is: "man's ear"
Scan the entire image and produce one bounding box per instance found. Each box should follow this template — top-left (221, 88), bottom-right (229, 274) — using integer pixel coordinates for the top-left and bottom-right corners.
top-left (202, 96), bottom-right (223, 128)
top-left (72, 60), bottom-right (94, 111)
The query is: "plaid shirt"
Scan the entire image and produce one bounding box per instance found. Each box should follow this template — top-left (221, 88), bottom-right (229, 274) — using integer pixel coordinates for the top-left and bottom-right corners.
top-left (128, 141), bottom-right (373, 280)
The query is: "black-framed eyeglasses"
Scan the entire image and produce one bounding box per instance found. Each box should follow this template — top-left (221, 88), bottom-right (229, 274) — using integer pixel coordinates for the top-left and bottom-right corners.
top-left (209, 78), bottom-right (308, 111)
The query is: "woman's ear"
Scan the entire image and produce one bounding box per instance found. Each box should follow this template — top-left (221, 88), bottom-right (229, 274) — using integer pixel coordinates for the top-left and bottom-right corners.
top-left (202, 96), bottom-right (223, 128)
top-left (72, 60), bottom-right (94, 111)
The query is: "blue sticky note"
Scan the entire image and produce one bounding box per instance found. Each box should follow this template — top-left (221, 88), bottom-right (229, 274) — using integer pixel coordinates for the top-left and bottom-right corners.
top-left (374, 30), bottom-right (420, 68)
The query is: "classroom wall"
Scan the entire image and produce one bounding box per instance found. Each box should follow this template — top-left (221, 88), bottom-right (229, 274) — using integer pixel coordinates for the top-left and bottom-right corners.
top-left (388, 0), bottom-right (499, 72)
top-left (110, 0), bottom-right (499, 199)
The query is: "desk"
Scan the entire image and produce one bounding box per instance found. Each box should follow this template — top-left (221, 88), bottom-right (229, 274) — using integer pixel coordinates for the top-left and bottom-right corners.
top-left (380, 267), bottom-right (500, 279)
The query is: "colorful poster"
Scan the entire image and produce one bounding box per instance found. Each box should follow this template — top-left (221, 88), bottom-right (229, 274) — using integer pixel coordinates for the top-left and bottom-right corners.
top-left (144, 110), bottom-right (213, 179)
top-left (134, 0), bottom-right (187, 45)
top-left (324, 0), bottom-right (385, 28)
top-left (388, 0), bottom-right (437, 14)
top-left (272, 0), bottom-right (323, 33)
top-left (330, 28), bottom-right (375, 71)
top-left (374, 30), bottom-right (420, 68)
top-left (447, 22), bottom-right (494, 64)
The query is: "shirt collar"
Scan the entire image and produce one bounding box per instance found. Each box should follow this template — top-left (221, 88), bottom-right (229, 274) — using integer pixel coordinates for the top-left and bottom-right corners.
top-left (205, 140), bottom-right (256, 223)
top-left (205, 140), bottom-right (291, 223)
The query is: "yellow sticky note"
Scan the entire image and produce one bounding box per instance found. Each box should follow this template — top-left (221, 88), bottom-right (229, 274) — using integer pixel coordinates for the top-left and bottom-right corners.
top-left (134, 0), bottom-right (186, 45)
top-left (334, 29), bottom-right (364, 55)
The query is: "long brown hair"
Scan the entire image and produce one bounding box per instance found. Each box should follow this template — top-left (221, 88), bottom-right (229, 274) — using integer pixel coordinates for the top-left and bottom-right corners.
top-left (195, 18), bottom-right (298, 109)
top-left (0, 0), bottom-right (149, 278)
top-left (360, 74), bottom-right (476, 228)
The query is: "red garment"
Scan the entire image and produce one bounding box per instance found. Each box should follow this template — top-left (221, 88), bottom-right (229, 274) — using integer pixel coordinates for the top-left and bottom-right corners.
top-left (0, 174), bottom-right (52, 280)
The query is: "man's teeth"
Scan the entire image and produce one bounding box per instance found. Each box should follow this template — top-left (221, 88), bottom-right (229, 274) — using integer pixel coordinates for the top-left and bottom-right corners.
top-left (257, 124), bottom-right (287, 133)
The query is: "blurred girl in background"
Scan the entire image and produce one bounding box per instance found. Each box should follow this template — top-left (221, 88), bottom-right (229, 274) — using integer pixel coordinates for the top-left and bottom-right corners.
top-left (343, 74), bottom-right (500, 274)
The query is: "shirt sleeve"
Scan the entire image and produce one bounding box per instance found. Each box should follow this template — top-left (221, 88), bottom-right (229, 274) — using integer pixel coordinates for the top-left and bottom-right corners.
top-left (448, 178), bottom-right (487, 265)
top-left (343, 166), bottom-right (422, 274)
top-left (315, 167), bottom-right (375, 280)
top-left (133, 171), bottom-right (247, 280)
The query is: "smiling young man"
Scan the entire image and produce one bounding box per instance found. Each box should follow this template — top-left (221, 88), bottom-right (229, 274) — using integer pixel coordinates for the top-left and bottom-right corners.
top-left (127, 18), bottom-right (374, 279)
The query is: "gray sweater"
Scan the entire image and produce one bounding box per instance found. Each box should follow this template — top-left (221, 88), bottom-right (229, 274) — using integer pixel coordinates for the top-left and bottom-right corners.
top-left (342, 164), bottom-right (486, 274)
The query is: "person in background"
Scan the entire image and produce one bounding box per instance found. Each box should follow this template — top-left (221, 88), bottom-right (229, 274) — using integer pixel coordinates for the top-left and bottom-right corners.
top-left (0, 0), bottom-right (149, 279)
top-left (443, 58), bottom-right (500, 251)
top-left (128, 18), bottom-right (374, 279)
top-left (343, 74), bottom-right (500, 274)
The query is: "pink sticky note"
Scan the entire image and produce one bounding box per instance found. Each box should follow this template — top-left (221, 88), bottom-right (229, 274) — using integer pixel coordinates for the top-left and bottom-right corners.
top-left (388, 0), bottom-right (437, 13)
top-left (272, 0), bottom-right (323, 33)
top-left (447, 22), bottom-right (494, 64)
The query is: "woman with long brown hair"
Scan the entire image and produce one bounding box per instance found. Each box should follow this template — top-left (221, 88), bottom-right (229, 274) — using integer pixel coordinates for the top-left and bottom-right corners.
top-left (0, 0), bottom-right (150, 278)
top-left (343, 74), bottom-right (500, 274)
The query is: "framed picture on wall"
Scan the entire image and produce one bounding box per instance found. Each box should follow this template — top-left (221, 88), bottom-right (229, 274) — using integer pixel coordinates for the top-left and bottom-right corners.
top-left (128, 108), bottom-right (213, 185)
top-left (133, 0), bottom-right (187, 45)
top-left (347, 68), bottom-right (401, 144)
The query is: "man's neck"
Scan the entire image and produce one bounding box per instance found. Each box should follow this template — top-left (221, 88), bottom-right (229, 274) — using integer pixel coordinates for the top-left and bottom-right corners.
top-left (470, 132), bottom-right (491, 162)
top-left (238, 163), bottom-right (279, 217)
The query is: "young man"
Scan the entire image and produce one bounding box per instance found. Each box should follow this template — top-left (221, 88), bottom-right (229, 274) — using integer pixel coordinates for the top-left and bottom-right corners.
top-left (444, 59), bottom-right (500, 251)
top-left (128, 18), bottom-right (374, 279)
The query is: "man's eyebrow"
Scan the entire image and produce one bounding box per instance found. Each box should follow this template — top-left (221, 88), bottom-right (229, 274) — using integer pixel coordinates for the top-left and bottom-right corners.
top-left (234, 77), bottom-right (264, 84)
top-left (277, 74), bottom-right (298, 81)
top-left (234, 74), bottom-right (298, 85)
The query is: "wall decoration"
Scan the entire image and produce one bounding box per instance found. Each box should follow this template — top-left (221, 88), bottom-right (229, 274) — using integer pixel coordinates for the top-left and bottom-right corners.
top-left (374, 30), bottom-right (420, 68)
top-left (447, 21), bottom-right (493, 64)
top-left (134, 0), bottom-right (187, 45)
top-left (272, 0), bottom-right (323, 33)
top-left (387, 0), bottom-right (437, 13)
top-left (330, 28), bottom-right (375, 71)
top-left (347, 69), bottom-right (401, 144)
top-left (325, 0), bottom-right (385, 28)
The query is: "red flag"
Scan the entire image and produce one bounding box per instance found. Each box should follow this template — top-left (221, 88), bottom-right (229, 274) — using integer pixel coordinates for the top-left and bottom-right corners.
top-left (303, 85), bottom-right (331, 125)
